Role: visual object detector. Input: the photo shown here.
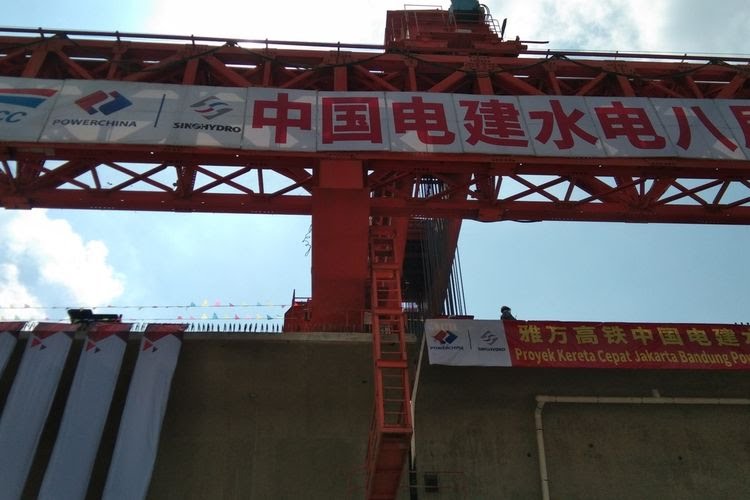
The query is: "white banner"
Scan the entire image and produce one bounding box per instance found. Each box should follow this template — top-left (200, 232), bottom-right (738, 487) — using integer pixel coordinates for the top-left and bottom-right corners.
top-left (102, 324), bottom-right (185, 500)
top-left (0, 76), bottom-right (748, 160)
top-left (40, 80), bottom-right (183, 144)
top-left (519, 95), bottom-right (607, 157)
top-left (0, 325), bottom-right (74, 500)
top-left (168, 85), bottom-right (247, 148)
top-left (319, 91), bottom-right (390, 151)
top-left (652, 98), bottom-right (746, 160)
top-left (457, 94), bottom-right (537, 155)
top-left (715, 99), bottom-right (750, 159)
top-left (585, 97), bottom-right (676, 157)
top-left (0, 77), bottom-right (63, 142)
top-left (388, 92), bottom-right (461, 153)
top-left (0, 322), bottom-right (24, 381)
top-left (38, 324), bottom-right (131, 500)
top-left (243, 88), bottom-right (318, 151)
top-left (425, 319), bottom-right (511, 367)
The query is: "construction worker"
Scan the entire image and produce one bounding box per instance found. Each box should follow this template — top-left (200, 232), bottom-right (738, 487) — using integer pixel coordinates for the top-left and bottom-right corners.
top-left (500, 306), bottom-right (516, 320)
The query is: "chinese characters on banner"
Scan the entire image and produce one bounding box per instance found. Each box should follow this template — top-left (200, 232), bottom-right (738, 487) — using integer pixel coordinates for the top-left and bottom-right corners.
top-left (505, 321), bottom-right (750, 369)
top-left (424, 319), bottom-right (750, 369)
top-left (1, 76), bottom-right (749, 159)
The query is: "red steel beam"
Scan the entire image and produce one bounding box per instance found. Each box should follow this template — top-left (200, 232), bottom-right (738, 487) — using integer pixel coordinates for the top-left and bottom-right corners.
top-left (1, 34), bottom-right (748, 97)
top-left (2, 33), bottom-right (748, 225)
top-left (2, 147), bottom-right (748, 224)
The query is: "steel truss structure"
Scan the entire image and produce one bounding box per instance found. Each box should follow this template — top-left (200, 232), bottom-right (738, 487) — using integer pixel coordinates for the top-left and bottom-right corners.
top-left (1, 29), bottom-right (749, 225)
top-left (1, 17), bottom-right (750, 499)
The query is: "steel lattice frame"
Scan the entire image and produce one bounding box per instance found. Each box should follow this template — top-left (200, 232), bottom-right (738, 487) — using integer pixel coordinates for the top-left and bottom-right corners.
top-left (3, 24), bottom-right (749, 500)
top-left (1, 30), bottom-right (749, 224)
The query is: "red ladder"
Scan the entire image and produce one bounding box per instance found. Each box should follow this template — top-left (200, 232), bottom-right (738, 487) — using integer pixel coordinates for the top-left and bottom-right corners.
top-left (364, 222), bottom-right (413, 499)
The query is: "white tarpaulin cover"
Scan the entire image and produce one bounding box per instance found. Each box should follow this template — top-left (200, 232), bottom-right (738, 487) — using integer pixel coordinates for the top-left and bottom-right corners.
top-left (425, 319), bottom-right (512, 367)
top-left (0, 324), bottom-right (74, 500)
top-left (38, 324), bottom-right (131, 500)
top-left (102, 324), bottom-right (185, 500)
top-left (0, 322), bottom-right (24, 381)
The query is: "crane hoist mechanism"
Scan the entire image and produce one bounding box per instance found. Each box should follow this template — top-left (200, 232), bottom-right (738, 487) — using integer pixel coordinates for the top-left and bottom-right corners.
top-left (450, 0), bottom-right (496, 24)
top-left (384, 1), bottom-right (523, 56)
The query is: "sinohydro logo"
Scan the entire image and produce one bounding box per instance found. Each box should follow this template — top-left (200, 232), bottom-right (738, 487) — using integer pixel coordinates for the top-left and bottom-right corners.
top-left (478, 330), bottom-right (506, 352)
top-left (481, 331), bottom-right (499, 345)
top-left (172, 96), bottom-right (241, 133)
top-left (431, 330), bottom-right (463, 351)
top-left (52, 90), bottom-right (136, 127)
top-left (0, 88), bottom-right (57, 123)
top-left (191, 95), bottom-right (232, 119)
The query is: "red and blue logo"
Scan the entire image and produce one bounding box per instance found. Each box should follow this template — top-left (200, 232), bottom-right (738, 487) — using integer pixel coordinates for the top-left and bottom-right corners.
top-left (0, 88), bottom-right (57, 108)
top-left (75, 90), bottom-right (132, 115)
top-left (85, 340), bottom-right (102, 353)
top-left (433, 330), bottom-right (458, 345)
top-left (30, 335), bottom-right (47, 350)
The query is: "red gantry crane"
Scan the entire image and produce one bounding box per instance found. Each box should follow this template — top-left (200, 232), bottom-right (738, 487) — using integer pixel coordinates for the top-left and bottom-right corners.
top-left (1, 2), bottom-right (749, 497)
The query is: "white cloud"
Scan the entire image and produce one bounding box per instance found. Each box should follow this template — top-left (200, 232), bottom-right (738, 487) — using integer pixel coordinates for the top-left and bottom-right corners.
top-left (499, 0), bottom-right (668, 51)
top-left (0, 263), bottom-right (45, 320)
top-left (141, 0), bottom-right (746, 56)
top-left (144, 0), bottom-right (409, 45)
top-left (1, 210), bottom-right (125, 306)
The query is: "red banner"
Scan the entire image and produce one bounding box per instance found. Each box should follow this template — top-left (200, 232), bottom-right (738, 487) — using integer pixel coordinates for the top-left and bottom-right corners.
top-left (504, 321), bottom-right (750, 370)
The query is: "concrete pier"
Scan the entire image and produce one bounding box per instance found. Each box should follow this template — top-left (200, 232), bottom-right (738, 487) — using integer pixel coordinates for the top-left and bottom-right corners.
top-left (1, 333), bottom-right (748, 499)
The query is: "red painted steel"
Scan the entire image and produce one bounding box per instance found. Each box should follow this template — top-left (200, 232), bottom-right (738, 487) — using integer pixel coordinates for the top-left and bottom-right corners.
top-left (365, 221), bottom-right (412, 499)
top-left (1, 30), bottom-right (748, 225)
top-left (2, 10), bottom-right (749, 499)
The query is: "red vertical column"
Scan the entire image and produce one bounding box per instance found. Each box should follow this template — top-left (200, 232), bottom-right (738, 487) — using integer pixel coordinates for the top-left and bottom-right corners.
top-left (310, 159), bottom-right (369, 331)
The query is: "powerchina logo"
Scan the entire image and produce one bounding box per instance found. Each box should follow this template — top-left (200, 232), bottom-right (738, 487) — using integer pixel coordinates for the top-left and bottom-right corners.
top-left (430, 330), bottom-right (464, 351)
top-left (76, 90), bottom-right (132, 115)
top-left (172, 95), bottom-right (241, 133)
top-left (0, 88), bottom-right (57, 123)
top-left (433, 330), bottom-right (458, 345)
top-left (478, 330), bottom-right (506, 352)
top-left (51, 89), bottom-right (136, 127)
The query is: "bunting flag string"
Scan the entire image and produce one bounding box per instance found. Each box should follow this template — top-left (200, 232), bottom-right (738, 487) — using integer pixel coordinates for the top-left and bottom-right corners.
top-left (0, 301), bottom-right (290, 310)
top-left (1, 320), bottom-right (287, 334)
top-left (0, 301), bottom-right (293, 323)
top-left (0, 315), bottom-right (287, 324)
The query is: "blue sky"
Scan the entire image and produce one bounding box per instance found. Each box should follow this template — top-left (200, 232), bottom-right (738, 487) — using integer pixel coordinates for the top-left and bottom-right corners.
top-left (1, 0), bottom-right (749, 326)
